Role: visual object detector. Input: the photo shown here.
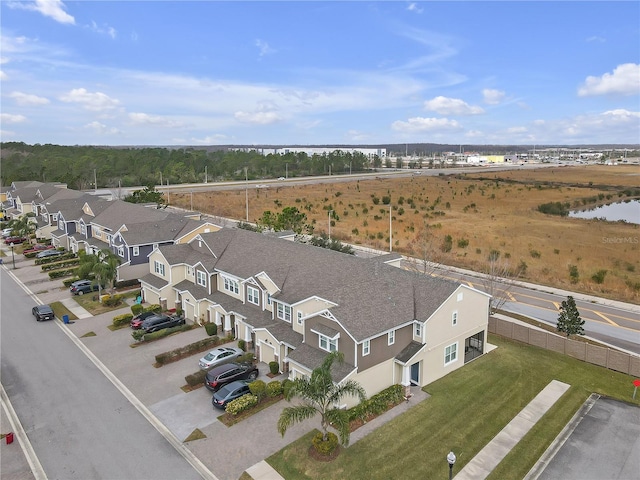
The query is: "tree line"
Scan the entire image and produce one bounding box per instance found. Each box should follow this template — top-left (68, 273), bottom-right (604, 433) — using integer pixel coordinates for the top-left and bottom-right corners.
top-left (0, 142), bottom-right (378, 190)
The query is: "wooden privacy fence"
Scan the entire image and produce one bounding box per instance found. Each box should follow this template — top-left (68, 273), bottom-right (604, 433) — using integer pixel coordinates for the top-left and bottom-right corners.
top-left (489, 317), bottom-right (640, 377)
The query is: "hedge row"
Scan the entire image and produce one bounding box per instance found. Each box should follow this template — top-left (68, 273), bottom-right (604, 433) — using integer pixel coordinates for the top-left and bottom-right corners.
top-left (35, 252), bottom-right (76, 266)
top-left (48, 268), bottom-right (77, 279)
top-left (158, 334), bottom-right (232, 367)
top-left (114, 279), bottom-right (141, 289)
top-left (41, 258), bottom-right (80, 271)
top-left (143, 323), bottom-right (192, 342)
top-left (346, 384), bottom-right (404, 423)
top-left (113, 313), bottom-right (134, 327)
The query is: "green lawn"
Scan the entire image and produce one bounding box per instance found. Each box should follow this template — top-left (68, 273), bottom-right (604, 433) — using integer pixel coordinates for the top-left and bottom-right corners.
top-left (266, 335), bottom-right (639, 480)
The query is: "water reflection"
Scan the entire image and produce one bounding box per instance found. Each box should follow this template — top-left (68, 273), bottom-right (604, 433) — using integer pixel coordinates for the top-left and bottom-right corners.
top-left (569, 200), bottom-right (640, 224)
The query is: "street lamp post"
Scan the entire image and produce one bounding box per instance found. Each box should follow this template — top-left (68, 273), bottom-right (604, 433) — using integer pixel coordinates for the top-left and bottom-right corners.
top-left (328, 210), bottom-right (333, 240)
top-left (447, 451), bottom-right (456, 480)
top-left (10, 242), bottom-right (16, 269)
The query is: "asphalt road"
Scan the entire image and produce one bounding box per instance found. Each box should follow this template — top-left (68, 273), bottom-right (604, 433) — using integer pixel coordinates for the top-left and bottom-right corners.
top-left (0, 268), bottom-right (204, 480)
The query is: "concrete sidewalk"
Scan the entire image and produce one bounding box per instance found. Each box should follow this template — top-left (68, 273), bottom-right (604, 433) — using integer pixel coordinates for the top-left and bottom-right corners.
top-left (454, 380), bottom-right (571, 480)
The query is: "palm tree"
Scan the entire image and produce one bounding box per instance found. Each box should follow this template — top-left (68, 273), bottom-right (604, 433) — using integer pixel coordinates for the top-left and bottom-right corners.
top-left (277, 351), bottom-right (366, 447)
top-left (8, 213), bottom-right (37, 245)
top-left (76, 248), bottom-right (121, 299)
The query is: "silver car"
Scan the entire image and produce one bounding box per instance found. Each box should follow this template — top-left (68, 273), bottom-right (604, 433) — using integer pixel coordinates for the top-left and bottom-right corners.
top-left (198, 346), bottom-right (243, 370)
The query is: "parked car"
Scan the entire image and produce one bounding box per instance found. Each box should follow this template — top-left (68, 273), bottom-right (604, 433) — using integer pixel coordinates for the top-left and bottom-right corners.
top-left (211, 380), bottom-right (252, 409)
top-left (198, 346), bottom-right (244, 370)
top-left (23, 244), bottom-right (54, 255)
top-left (140, 314), bottom-right (185, 333)
top-left (2, 228), bottom-right (13, 238)
top-left (130, 311), bottom-right (158, 329)
top-left (69, 279), bottom-right (101, 295)
top-left (4, 236), bottom-right (27, 245)
top-left (36, 249), bottom-right (63, 259)
top-left (204, 362), bottom-right (259, 392)
top-left (32, 304), bottom-right (55, 322)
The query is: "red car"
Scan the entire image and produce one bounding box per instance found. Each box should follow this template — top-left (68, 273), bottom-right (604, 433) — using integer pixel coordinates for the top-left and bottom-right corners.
top-left (4, 236), bottom-right (27, 245)
top-left (130, 311), bottom-right (157, 329)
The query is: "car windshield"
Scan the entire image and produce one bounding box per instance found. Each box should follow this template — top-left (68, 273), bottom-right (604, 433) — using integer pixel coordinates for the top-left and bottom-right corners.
top-left (39, 306), bottom-right (53, 313)
top-left (204, 351), bottom-right (219, 361)
top-left (217, 384), bottom-right (234, 397)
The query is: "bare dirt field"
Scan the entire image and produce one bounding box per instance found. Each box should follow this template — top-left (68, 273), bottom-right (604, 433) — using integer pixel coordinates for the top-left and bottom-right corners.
top-left (171, 165), bottom-right (640, 303)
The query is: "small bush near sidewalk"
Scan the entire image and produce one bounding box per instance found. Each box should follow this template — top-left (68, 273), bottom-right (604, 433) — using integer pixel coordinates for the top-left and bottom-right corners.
top-left (346, 384), bottom-right (404, 431)
top-left (112, 313), bottom-right (133, 328)
top-left (184, 369), bottom-right (208, 388)
top-left (204, 322), bottom-right (217, 336)
top-left (218, 380), bottom-right (285, 427)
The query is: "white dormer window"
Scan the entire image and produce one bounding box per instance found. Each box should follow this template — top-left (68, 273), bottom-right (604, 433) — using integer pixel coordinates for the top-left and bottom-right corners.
top-left (452, 311), bottom-right (458, 326)
top-left (297, 311), bottom-right (303, 325)
top-left (277, 303), bottom-right (292, 322)
top-left (223, 276), bottom-right (239, 294)
top-left (117, 246), bottom-right (124, 257)
top-left (319, 334), bottom-right (337, 352)
top-left (388, 330), bottom-right (395, 345)
top-left (94, 226), bottom-right (101, 237)
top-left (362, 340), bottom-right (370, 356)
top-left (247, 286), bottom-right (259, 305)
top-left (267, 294), bottom-right (272, 305)
top-left (132, 246), bottom-right (139, 256)
top-left (154, 260), bottom-right (165, 276)
top-left (81, 224), bottom-right (86, 235)
top-left (197, 270), bottom-right (207, 287)
top-left (414, 323), bottom-right (422, 338)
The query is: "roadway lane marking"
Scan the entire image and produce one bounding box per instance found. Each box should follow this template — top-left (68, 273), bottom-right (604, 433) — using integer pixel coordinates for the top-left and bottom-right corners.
top-left (553, 301), bottom-right (561, 310)
top-left (1, 384), bottom-right (48, 480)
top-left (3, 266), bottom-right (218, 480)
top-left (593, 311), bottom-right (619, 327)
top-left (507, 292), bottom-right (516, 301)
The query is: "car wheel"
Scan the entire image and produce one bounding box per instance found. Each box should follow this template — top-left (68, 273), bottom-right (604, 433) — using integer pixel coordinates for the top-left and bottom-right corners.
top-left (248, 371), bottom-right (258, 380)
top-left (78, 290), bottom-right (84, 295)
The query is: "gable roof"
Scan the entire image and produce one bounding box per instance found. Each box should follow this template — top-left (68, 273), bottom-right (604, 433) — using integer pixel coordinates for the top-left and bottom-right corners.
top-left (172, 228), bottom-right (460, 341)
top-left (117, 215), bottom-right (210, 246)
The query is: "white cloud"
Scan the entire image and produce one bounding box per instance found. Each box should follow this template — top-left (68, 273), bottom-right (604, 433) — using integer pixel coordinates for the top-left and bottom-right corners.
top-left (407, 3), bottom-right (424, 14)
top-left (128, 112), bottom-right (184, 128)
top-left (391, 116), bottom-right (461, 133)
top-left (255, 39), bottom-right (275, 57)
top-left (85, 121), bottom-right (121, 135)
top-left (59, 88), bottom-right (120, 111)
top-left (482, 89), bottom-right (505, 105)
top-left (88, 21), bottom-right (117, 39)
top-left (578, 63), bottom-right (640, 97)
top-left (0, 71), bottom-right (7, 80)
top-left (424, 96), bottom-right (484, 115)
top-left (586, 35), bottom-right (605, 43)
top-left (234, 111), bottom-right (282, 124)
top-left (1, 113), bottom-right (27, 124)
top-left (10, 91), bottom-right (50, 106)
top-left (507, 126), bottom-right (527, 134)
top-left (190, 134), bottom-right (229, 145)
top-left (9, 0), bottom-right (75, 25)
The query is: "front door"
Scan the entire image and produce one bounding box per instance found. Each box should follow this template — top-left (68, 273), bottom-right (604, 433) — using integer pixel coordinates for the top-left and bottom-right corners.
top-left (410, 362), bottom-right (420, 386)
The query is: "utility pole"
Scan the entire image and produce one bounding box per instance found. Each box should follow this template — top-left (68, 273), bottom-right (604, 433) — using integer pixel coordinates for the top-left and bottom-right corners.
top-left (205, 166), bottom-right (208, 183)
top-left (245, 167), bottom-right (249, 222)
top-left (389, 205), bottom-right (392, 252)
top-left (94, 169), bottom-right (97, 193)
top-left (328, 210), bottom-right (333, 240)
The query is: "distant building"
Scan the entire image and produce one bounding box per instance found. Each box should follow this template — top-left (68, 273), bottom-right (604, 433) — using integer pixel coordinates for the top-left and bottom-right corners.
top-left (234, 146), bottom-right (386, 158)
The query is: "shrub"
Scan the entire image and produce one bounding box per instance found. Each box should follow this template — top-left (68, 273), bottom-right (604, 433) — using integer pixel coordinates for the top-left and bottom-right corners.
top-left (312, 431), bottom-right (339, 455)
top-left (143, 324), bottom-right (191, 341)
top-left (131, 304), bottom-right (143, 316)
top-left (103, 294), bottom-right (123, 307)
top-left (158, 335), bottom-right (222, 366)
top-left (269, 361), bottom-right (280, 375)
top-left (267, 380), bottom-right (283, 397)
top-left (225, 394), bottom-right (258, 416)
top-left (48, 268), bottom-right (77, 279)
top-left (537, 201), bottom-right (569, 216)
top-left (185, 369), bottom-right (208, 387)
top-left (248, 380), bottom-right (267, 401)
top-left (131, 329), bottom-right (145, 342)
top-left (530, 249), bottom-right (541, 259)
top-left (591, 269), bottom-right (608, 284)
top-left (238, 339), bottom-right (246, 351)
top-left (441, 235), bottom-right (453, 253)
top-left (237, 352), bottom-right (255, 364)
top-left (114, 279), bottom-right (141, 289)
top-left (144, 304), bottom-right (162, 314)
top-left (457, 238), bottom-right (469, 248)
top-left (112, 313), bottom-right (133, 328)
top-left (63, 277), bottom-right (80, 288)
top-left (205, 323), bottom-right (217, 336)
top-left (282, 378), bottom-right (294, 398)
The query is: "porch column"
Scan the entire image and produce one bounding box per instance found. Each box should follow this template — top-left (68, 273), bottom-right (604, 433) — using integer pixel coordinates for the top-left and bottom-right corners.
top-left (223, 314), bottom-right (231, 335)
top-left (401, 365), bottom-right (412, 399)
top-left (215, 311), bottom-right (222, 329)
top-left (244, 325), bottom-right (253, 349)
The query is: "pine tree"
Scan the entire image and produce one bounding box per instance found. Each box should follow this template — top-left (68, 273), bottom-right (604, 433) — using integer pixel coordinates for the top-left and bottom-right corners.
top-left (556, 296), bottom-right (585, 337)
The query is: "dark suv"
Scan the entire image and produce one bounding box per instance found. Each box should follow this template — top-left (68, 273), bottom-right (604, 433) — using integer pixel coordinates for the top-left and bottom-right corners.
top-left (69, 279), bottom-right (101, 295)
top-left (204, 362), bottom-right (259, 392)
top-left (130, 311), bottom-right (158, 329)
top-left (140, 314), bottom-right (185, 333)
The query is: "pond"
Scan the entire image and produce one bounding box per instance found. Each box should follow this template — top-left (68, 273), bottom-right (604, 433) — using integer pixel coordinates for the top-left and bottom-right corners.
top-left (569, 200), bottom-right (640, 224)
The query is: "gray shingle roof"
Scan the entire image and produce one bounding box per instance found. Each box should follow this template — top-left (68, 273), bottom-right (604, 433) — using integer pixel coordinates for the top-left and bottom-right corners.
top-left (287, 343), bottom-right (356, 383)
top-left (155, 229), bottom-right (459, 342)
top-left (118, 215), bottom-right (208, 246)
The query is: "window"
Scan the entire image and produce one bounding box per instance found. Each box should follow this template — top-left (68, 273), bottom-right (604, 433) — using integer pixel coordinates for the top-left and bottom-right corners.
top-left (414, 323), bottom-right (422, 338)
top-left (297, 311), bottom-right (303, 325)
top-left (132, 246), bottom-right (139, 256)
top-left (80, 224), bottom-right (86, 235)
top-left (117, 246), bottom-right (124, 257)
top-left (106, 234), bottom-right (112, 244)
top-left (444, 343), bottom-right (458, 365)
top-left (457, 292), bottom-right (464, 302)
top-left (197, 270), bottom-right (207, 287)
top-left (267, 294), bottom-right (272, 305)
top-left (186, 266), bottom-right (193, 277)
top-left (94, 226), bottom-right (101, 236)
top-left (52, 214), bottom-right (58, 221)
top-left (247, 286), bottom-right (259, 305)
top-left (388, 330), bottom-right (395, 345)
top-left (277, 303), bottom-right (292, 322)
top-left (452, 311), bottom-right (458, 326)
top-left (223, 277), bottom-right (239, 294)
top-left (362, 340), bottom-right (370, 356)
top-left (319, 334), bottom-right (337, 352)
top-left (154, 260), bottom-right (165, 276)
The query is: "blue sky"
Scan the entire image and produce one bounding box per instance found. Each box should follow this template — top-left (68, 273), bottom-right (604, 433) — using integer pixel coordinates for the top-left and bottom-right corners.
top-left (1, 1), bottom-right (639, 146)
